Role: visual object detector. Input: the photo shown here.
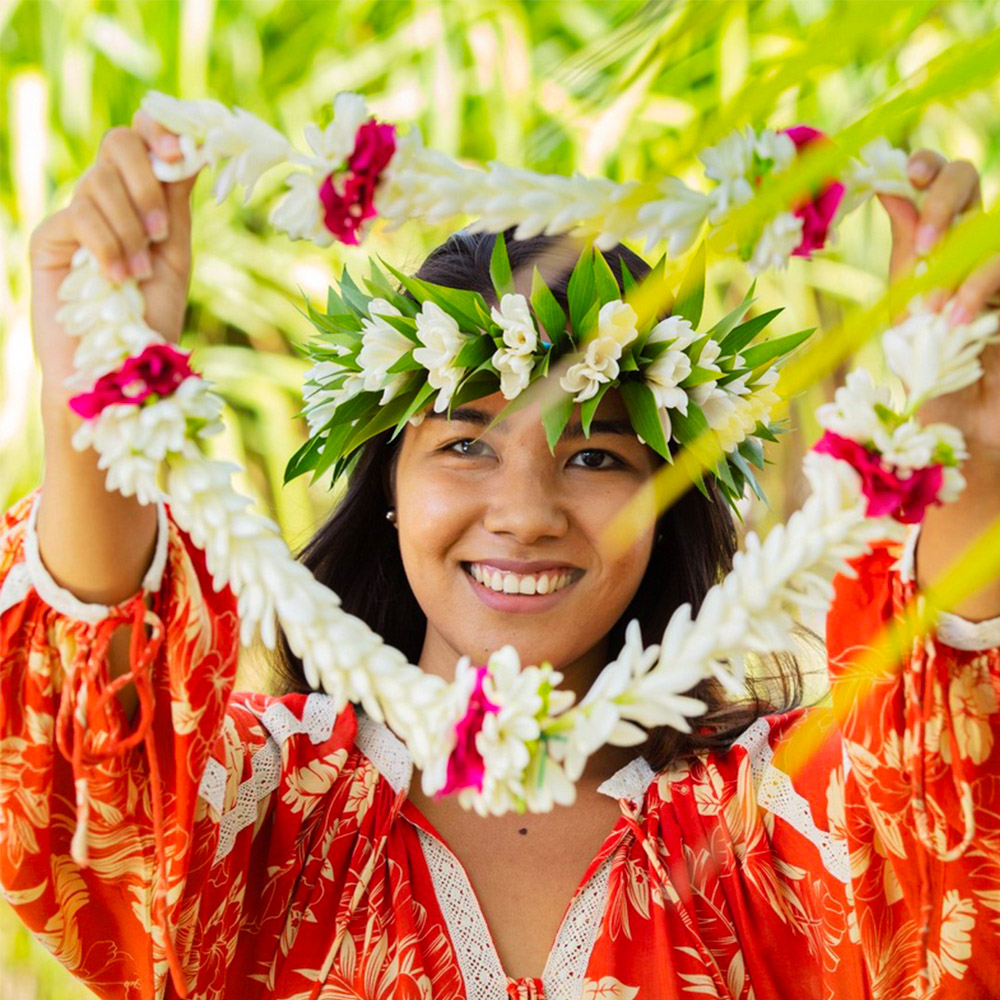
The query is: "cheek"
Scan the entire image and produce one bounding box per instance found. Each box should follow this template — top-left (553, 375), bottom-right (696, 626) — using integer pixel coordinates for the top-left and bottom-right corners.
top-left (396, 471), bottom-right (478, 572)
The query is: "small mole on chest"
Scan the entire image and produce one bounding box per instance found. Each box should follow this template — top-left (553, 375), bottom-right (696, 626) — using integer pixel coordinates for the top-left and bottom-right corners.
top-left (518, 827), bottom-right (528, 835)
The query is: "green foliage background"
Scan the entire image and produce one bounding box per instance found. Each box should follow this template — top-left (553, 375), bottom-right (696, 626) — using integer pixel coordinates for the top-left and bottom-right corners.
top-left (2, 0), bottom-right (1000, 996)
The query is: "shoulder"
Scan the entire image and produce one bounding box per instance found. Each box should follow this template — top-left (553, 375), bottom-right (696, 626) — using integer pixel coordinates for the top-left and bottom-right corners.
top-left (647, 707), bottom-right (850, 881)
top-left (199, 691), bottom-right (365, 864)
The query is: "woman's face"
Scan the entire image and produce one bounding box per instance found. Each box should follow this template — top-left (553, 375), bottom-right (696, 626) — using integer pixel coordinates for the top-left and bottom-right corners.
top-left (392, 389), bottom-right (659, 685)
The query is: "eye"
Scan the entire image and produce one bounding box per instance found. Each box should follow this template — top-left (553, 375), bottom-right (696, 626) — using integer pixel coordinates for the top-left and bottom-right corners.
top-left (448, 438), bottom-right (494, 458)
top-left (569, 448), bottom-right (624, 470)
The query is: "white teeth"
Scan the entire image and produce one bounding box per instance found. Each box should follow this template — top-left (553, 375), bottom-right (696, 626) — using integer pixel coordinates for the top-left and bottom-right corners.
top-left (468, 563), bottom-right (576, 596)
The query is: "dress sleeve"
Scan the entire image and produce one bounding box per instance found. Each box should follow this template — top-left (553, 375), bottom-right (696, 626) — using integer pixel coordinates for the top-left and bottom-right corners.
top-left (824, 530), bottom-right (1000, 997)
top-left (0, 489), bottom-right (241, 999)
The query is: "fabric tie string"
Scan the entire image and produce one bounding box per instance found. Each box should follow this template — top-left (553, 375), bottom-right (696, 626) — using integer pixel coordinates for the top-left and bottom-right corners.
top-left (53, 595), bottom-right (185, 998)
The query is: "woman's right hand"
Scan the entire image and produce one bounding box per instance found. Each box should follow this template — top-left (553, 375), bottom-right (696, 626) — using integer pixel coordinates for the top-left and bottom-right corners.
top-left (29, 109), bottom-right (203, 406)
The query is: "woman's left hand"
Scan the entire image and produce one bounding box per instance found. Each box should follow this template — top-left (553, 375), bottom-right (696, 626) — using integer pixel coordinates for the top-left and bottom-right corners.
top-left (878, 150), bottom-right (1000, 458)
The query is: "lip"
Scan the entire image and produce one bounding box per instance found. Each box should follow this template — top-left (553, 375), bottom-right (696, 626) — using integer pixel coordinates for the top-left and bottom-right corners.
top-left (461, 562), bottom-right (583, 613)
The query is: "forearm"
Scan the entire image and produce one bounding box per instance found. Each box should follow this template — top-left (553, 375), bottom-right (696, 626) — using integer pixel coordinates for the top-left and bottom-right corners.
top-left (37, 390), bottom-right (159, 608)
top-left (916, 449), bottom-right (1000, 621)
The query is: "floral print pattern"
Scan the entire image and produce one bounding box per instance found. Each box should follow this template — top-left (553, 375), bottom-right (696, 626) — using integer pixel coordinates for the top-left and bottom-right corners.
top-left (1, 491), bottom-right (999, 999)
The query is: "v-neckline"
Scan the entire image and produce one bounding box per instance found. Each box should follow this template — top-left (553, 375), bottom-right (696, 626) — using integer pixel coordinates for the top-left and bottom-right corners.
top-left (353, 709), bottom-right (655, 1000)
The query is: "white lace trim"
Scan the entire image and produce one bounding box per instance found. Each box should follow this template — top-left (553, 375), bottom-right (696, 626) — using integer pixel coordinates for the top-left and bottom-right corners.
top-left (0, 562), bottom-right (30, 620)
top-left (416, 827), bottom-right (510, 1000)
top-left (896, 524), bottom-right (1000, 652)
top-left (354, 709), bottom-right (413, 792)
top-left (542, 855), bottom-right (613, 1000)
top-left (199, 756), bottom-right (227, 816)
top-left (203, 692), bottom-right (341, 864)
top-left (733, 717), bottom-right (850, 884)
top-left (596, 756), bottom-right (654, 803)
top-left (22, 493), bottom-right (169, 625)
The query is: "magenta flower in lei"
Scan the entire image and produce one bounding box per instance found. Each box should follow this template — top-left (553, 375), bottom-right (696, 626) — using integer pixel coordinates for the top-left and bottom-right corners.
top-left (69, 343), bottom-right (194, 419)
top-left (437, 665), bottom-right (501, 798)
top-left (813, 430), bottom-right (945, 524)
top-left (782, 125), bottom-right (846, 257)
top-left (319, 119), bottom-right (397, 245)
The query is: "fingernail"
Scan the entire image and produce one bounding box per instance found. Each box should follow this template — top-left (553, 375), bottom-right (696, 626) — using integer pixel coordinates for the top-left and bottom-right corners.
top-left (950, 304), bottom-right (973, 326)
top-left (908, 160), bottom-right (932, 183)
top-left (155, 135), bottom-right (181, 158)
top-left (108, 261), bottom-right (128, 283)
top-left (129, 249), bottom-right (153, 280)
top-left (915, 225), bottom-right (938, 253)
top-left (145, 210), bottom-right (168, 241)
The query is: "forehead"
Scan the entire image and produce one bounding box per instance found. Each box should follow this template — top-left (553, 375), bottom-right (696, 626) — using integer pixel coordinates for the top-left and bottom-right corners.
top-left (424, 387), bottom-right (632, 431)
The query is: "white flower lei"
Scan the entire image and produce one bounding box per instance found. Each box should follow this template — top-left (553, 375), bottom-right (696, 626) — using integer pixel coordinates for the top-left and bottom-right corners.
top-left (55, 92), bottom-right (998, 814)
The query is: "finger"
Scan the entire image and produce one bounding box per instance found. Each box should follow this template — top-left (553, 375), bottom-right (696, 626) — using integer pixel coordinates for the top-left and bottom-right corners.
top-left (915, 159), bottom-right (981, 255)
top-left (906, 149), bottom-right (947, 190)
top-left (131, 108), bottom-right (183, 161)
top-left (949, 254), bottom-right (1000, 325)
top-left (69, 195), bottom-right (128, 283)
top-left (100, 128), bottom-right (171, 243)
top-left (80, 162), bottom-right (153, 280)
top-left (876, 193), bottom-right (919, 280)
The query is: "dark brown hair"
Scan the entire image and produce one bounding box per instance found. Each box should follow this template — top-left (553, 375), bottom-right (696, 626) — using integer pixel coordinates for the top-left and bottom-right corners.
top-left (274, 228), bottom-right (807, 772)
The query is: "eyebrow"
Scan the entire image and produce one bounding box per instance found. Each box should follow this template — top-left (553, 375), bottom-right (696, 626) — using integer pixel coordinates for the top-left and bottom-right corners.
top-left (428, 407), bottom-right (634, 439)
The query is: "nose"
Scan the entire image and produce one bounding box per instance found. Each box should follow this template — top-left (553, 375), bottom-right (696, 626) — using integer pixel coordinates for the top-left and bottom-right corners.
top-left (481, 456), bottom-right (569, 544)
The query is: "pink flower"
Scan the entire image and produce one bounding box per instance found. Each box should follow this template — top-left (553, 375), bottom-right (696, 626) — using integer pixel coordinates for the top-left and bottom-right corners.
top-left (813, 430), bottom-right (945, 524)
top-left (69, 343), bottom-right (194, 419)
top-left (437, 666), bottom-right (500, 797)
top-left (319, 119), bottom-right (397, 245)
top-left (781, 125), bottom-right (845, 257)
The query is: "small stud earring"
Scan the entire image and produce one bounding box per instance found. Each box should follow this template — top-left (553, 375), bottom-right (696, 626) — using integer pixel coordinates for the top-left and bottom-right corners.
top-left (386, 508), bottom-right (397, 525)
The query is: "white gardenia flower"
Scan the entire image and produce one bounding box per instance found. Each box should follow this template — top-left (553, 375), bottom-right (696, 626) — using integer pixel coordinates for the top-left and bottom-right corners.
top-left (357, 299), bottom-right (412, 403)
top-left (646, 315), bottom-right (700, 352)
top-left (840, 138), bottom-right (916, 215)
top-left (142, 92), bottom-right (290, 205)
top-left (302, 91), bottom-right (371, 168)
top-left (815, 368), bottom-right (890, 444)
top-left (636, 176), bottom-right (712, 257)
top-left (269, 171), bottom-right (335, 247)
top-left (560, 336), bottom-right (623, 402)
top-left (413, 301), bottom-right (468, 412)
top-left (748, 212), bottom-right (804, 275)
top-left (700, 125), bottom-right (756, 186)
top-left (302, 361), bottom-right (364, 436)
top-left (754, 129), bottom-right (797, 172)
top-left (882, 304), bottom-right (1000, 404)
top-left (558, 301), bottom-right (639, 403)
top-left (491, 293), bottom-right (538, 355)
top-left (203, 107), bottom-right (292, 205)
top-left (492, 348), bottom-right (534, 400)
top-left (645, 350), bottom-right (691, 413)
top-left (874, 420), bottom-right (968, 473)
top-left (598, 300), bottom-right (639, 348)
top-left (691, 380), bottom-right (737, 430)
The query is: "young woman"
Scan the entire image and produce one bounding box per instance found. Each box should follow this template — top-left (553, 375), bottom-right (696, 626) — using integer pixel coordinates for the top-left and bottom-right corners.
top-left (3, 112), bottom-right (999, 1000)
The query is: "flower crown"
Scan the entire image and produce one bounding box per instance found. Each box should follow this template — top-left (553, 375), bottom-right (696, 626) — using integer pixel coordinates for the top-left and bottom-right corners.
top-left (291, 234), bottom-right (810, 507)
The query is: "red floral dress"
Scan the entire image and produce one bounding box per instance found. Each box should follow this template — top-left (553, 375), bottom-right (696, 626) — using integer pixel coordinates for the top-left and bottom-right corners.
top-left (2, 490), bottom-right (999, 1000)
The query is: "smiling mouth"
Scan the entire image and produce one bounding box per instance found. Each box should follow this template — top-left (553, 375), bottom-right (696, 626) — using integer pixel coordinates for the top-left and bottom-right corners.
top-left (462, 562), bottom-right (583, 596)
